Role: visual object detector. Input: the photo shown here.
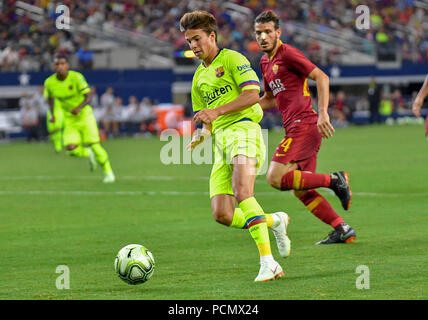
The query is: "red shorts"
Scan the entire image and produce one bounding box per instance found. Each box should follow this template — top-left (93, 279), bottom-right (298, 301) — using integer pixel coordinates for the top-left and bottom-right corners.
top-left (271, 124), bottom-right (321, 172)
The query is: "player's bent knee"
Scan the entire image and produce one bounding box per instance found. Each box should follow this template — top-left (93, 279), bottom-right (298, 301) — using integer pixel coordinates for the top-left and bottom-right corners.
top-left (66, 144), bottom-right (78, 151)
top-left (212, 210), bottom-right (232, 226)
top-left (293, 189), bottom-right (308, 198)
top-left (266, 171), bottom-right (282, 189)
top-left (234, 190), bottom-right (254, 204)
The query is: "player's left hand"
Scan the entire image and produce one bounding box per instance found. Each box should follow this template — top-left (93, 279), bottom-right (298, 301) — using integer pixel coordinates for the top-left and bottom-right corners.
top-left (186, 128), bottom-right (211, 151)
top-left (317, 112), bottom-right (335, 138)
top-left (193, 108), bottom-right (220, 123)
top-left (71, 107), bottom-right (82, 115)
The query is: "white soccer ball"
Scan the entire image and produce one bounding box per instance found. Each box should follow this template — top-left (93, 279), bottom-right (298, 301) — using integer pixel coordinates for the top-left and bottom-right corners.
top-left (114, 244), bottom-right (155, 285)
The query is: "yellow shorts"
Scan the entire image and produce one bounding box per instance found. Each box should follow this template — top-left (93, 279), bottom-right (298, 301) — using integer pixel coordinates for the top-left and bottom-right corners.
top-left (46, 102), bottom-right (64, 133)
top-left (63, 106), bottom-right (100, 146)
top-left (209, 121), bottom-right (266, 198)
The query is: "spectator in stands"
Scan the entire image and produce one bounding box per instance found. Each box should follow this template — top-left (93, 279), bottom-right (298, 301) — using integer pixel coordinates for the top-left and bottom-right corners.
top-left (76, 44), bottom-right (94, 70)
top-left (306, 37), bottom-right (322, 65)
top-left (328, 92), bottom-right (336, 116)
top-left (90, 86), bottom-right (100, 109)
top-left (102, 96), bottom-right (122, 138)
top-left (0, 45), bottom-right (19, 71)
top-left (337, 91), bottom-right (352, 121)
top-left (368, 76), bottom-right (382, 124)
top-left (32, 86), bottom-right (49, 139)
top-left (139, 97), bottom-right (158, 135)
top-left (20, 101), bottom-right (39, 142)
top-left (331, 91), bottom-right (349, 128)
top-left (355, 96), bottom-right (370, 112)
top-left (379, 91), bottom-right (393, 121)
top-left (392, 88), bottom-right (409, 115)
top-left (128, 97), bottom-right (157, 136)
top-left (114, 96), bottom-right (126, 135)
top-left (124, 95), bottom-right (139, 135)
top-left (19, 92), bottom-right (33, 111)
top-left (100, 87), bottom-right (115, 110)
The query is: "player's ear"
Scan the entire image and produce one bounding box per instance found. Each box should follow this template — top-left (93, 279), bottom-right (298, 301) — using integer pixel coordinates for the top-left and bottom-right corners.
top-left (210, 31), bottom-right (217, 43)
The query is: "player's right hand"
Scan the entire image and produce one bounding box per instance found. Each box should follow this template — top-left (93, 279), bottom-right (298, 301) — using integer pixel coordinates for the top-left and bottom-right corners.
top-left (186, 128), bottom-right (211, 151)
top-left (317, 112), bottom-right (335, 139)
top-left (50, 116), bottom-right (55, 123)
top-left (412, 98), bottom-right (423, 117)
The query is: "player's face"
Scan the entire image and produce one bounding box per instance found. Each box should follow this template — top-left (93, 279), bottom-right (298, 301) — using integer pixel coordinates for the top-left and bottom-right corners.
top-left (185, 29), bottom-right (217, 61)
top-left (254, 22), bottom-right (281, 54)
top-left (54, 58), bottom-right (69, 77)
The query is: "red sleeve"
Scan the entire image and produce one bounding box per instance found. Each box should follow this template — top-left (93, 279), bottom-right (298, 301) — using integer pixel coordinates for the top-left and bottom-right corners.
top-left (285, 45), bottom-right (317, 77)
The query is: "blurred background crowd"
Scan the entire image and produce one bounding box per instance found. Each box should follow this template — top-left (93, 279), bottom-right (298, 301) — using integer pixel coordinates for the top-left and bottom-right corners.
top-left (0, 0), bottom-right (427, 72)
top-left (18, 84), bottom-right (159, 141)
top-left (0, 0), bottom-right (426, 141)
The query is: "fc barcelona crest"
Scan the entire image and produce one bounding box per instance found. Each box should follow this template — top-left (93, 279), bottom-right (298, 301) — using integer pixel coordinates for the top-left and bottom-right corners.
top-left (272, 64), bottom-right (279, 74)
top-left (216, 66), bottom-right (225, 78)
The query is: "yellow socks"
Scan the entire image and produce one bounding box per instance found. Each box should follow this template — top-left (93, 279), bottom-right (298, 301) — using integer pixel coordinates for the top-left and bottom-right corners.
top-left (239, 197), bottom-right (272, 257)
top-left (90, 143), bottom-right (113, 174)
top-left (230, 208), bottom-right (278, 229)
top-left (230, 208), bottom-right (247, 229)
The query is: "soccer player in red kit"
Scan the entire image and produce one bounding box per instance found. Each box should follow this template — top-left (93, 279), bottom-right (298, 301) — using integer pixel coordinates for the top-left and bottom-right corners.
top-left (412, 74), bottom-right (428, 138)
top-left (254, 10), bottom-right (356, 244)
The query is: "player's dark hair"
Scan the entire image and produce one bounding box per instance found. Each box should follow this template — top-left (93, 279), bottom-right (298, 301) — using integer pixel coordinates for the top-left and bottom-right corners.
top-left (54, 53), bottom-right (68, 62)
top-left (255, 10), bottom-right (280, 29)
top-left (179, 11), bottom-right (218, 41)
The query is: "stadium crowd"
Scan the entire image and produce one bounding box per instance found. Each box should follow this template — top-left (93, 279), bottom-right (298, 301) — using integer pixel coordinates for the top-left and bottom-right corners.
top-left (0, 0), bottom-right (427, 72)
top-left (17, 81), bottom-right (417, 141)
top-left (18, 85), bottom-right (158, 141)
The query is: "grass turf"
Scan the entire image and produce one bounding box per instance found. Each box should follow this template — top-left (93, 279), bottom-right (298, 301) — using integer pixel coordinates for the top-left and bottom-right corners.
top-left (0, 124), bottom-right (427, 300)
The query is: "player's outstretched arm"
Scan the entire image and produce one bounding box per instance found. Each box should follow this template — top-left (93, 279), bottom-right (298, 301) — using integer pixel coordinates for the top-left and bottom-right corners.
top-left (412, 75), bottom-right (428, 117)
top-left (259, 90), bottom-right (277, 111)
top-left (187, 122), bottom-right (212, 151)
top-left (193, 89), bottom-right (259, 124)
top-left (308, 67), bottom-right (335, 139)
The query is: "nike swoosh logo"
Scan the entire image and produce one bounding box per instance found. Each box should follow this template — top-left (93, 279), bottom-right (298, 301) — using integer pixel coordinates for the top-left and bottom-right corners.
top-left (270, 265), bottom-right (278, 274)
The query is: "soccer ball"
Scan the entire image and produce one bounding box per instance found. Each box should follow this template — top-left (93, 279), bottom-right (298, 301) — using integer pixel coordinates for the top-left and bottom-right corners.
top-left (114, 244), bottom-right (155, 285)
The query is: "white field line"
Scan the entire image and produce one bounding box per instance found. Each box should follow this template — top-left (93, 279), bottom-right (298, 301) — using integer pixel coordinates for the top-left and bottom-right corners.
top-left (0, 175), bottom-right (425, 197)
top-left (0, 175), bottom-right (206, 181)
top-left (0, 190), bottom-right (426, 197)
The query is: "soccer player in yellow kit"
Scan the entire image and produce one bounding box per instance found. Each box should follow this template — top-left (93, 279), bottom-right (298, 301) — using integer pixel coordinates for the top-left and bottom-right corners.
top-left (46, 98), bottom-right (64, 153)
top-left (181, 11), bottom-right (290, 282)
top-left (44, 54), bottom-right (115, 183)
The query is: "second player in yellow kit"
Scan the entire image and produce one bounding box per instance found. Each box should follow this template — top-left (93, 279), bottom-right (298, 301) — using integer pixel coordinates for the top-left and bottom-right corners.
top-left (44, 54), bottom-right (115, 183)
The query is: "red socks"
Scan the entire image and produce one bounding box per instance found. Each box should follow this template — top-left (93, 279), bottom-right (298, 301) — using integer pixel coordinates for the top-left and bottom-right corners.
top-left (297, 190), bottom-right (343, 228)
top-left (281, 170), bottom-right (331, 191)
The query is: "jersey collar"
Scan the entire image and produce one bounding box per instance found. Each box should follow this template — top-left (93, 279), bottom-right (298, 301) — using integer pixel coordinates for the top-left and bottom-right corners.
top-left (203, 48), bottom-right (222, 68)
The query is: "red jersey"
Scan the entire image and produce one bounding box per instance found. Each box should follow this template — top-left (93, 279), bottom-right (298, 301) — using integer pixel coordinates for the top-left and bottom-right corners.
top-left (260, 42), bottom-right (318, 132)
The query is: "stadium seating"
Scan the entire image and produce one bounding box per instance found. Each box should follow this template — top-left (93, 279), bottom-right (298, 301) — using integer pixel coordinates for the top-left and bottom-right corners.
top-left (1, 0), bottom-right (427, 72)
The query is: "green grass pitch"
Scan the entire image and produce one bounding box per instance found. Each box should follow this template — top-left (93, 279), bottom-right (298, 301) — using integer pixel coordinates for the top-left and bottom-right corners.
top-left (0, 124), bottom-right (427, 300)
